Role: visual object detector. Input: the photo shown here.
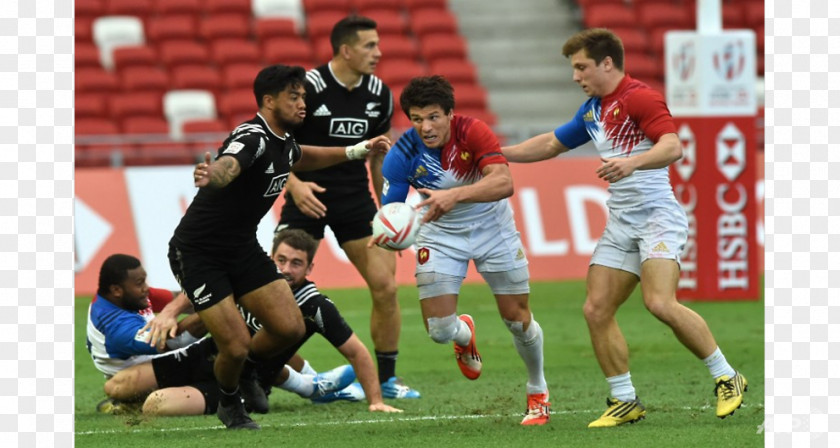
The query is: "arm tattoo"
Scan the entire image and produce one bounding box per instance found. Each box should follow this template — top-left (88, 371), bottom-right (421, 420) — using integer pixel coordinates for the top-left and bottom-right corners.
top-left (208, 157), bottom-right (241, 188)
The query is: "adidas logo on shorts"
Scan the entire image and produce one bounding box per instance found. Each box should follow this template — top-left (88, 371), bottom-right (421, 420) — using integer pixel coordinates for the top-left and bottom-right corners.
top-left (652, 242), bottom-right (669, 252)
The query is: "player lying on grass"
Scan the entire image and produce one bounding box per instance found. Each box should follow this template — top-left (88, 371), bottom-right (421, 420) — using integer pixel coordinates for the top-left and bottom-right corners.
top-left (375, 75), bottom-right (549, 426)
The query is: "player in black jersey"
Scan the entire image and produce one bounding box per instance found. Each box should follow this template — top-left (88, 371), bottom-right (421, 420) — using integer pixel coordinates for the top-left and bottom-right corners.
top-left (276, 15), bottom-right (420, 399)
top-left (168, 64), bottom-right (389, 430)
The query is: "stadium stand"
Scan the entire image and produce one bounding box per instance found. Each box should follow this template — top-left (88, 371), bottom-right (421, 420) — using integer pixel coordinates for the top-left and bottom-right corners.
top-left (163, 90), bottom-right (218, 139)
top-left (92, 16), bottom-right (145, 70)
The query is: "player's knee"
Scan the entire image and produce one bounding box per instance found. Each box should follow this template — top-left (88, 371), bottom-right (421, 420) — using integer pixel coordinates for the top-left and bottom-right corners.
top-left (217, 337), bottom-right (250, 362)
top-left (142, 391), bottom-right (165, 415)
top-left (582, 297), bottom-right (613, 324)
top-left (503, 315), bottom-right (541, 345)
top-left (105, 370), bottom-right (135, 399)
top-left (427, 314), bottom-right (459, 344)
top-left (644, 297), bottom-right (676, 322)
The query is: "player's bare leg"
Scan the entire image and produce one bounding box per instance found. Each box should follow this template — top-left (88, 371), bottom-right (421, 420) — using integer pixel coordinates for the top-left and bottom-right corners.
top-left (341, 238), bottom-right (399, 354)
top-left (639, 259), bottom-right (717, 358)
top-left (582, 265), bottom-right (638, 377)
top-left (104, 362), bottom-right (159, 401)
top-left (238, 279), bottom-right (306, 359)
top-left (142, 386), bottom-right (208, 416)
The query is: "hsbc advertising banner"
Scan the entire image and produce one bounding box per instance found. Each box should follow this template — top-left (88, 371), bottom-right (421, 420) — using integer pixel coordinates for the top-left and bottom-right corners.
top-left (666, 29), bottom-right (760, 300)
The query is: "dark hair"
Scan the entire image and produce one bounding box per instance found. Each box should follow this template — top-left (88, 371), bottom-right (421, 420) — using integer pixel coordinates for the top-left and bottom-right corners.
top-left (399, 75), bottom-right (455, 117)
top-left (330, 15), bottom-right (378, 56)
top-left (97, 254), bottom-right (141, 297)
top-left (562, 28), bottom-right (625, 71)
top-left (272, 229), bottom-right (318, 265)
top-left (253, 64), bottom-right (307, 107)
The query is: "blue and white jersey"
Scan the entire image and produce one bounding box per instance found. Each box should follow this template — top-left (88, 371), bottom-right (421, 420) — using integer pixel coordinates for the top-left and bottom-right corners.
top-left (86, 295), bottom-right (159, 378)
top-left (554, 76), bottom-right (678, 209)
top-left (381, 115), bottom-right (509, 226)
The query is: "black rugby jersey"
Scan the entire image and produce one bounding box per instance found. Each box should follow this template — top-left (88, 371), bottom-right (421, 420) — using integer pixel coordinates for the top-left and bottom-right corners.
top-left (172, 114), bottom-right (302, 250)
top-left (291, 63), bottom-right (393, 196)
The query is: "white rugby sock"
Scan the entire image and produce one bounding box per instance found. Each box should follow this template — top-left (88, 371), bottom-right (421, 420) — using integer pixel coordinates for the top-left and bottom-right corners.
top-left (279, 366), bottom-right (315, 398)
top-left (607, 372), bottom-right (636, 402)
top-left (301, 359), bottom-right (317, 376)
top-left (703, 347), bottom-right (737, 379)
top-left (452, 318), bottom-right (472, 347)
top-left (507, 317), bottom-right (547, 395)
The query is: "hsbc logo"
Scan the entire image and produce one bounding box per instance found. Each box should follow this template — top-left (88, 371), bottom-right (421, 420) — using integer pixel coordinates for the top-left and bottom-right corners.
top-left (676, 123), bottom-right (696, 181)
top-left (329, 118), bottom-right (368, 138)
top-left (713, 40), bottom-right (746, 81)
top-left (672, 41), bottom-right (695, 81)
top-left (716, 122), bottom-right (745, 181)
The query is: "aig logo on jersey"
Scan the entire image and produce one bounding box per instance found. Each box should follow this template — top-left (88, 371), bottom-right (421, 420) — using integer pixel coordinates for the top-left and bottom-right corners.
top-left (329, 118), bottom-right (368, 139)
top-left (264, 173), bottom-right (289, 197)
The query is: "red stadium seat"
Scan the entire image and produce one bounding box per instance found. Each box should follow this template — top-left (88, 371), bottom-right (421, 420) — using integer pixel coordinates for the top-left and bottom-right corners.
top-left (745, 1), bottom-right (764, 27)
top-left (624, 53), bottom-right (662, 79)
top-left (582, 4), bottom-right (635, 29)
top-left (302, 0), bottom-right (351, 15)
top-left (409, 10), bottom-right (458, 38)
top-left (452, 83), bottom-right (487, 109)
top-left (313, 38), bottom-right (334, 64)
top-left (211, 39), bottom-right (262, 66)
top-left (109, 92), bottom-right (164, 122)
top-left (457, 108), bottom-right (497, 127)
top-left (364, 10), bottom-right (408, 37)
top-left (154, 0), bottom-right (202, 16)
top-left (121, 67), bottom-right (170, 94)
top-left (75, 43), bottom-right (101, 70)
top-left (206, 0), bottom-right (252, 16)
top-left (635, 3), bottom-right (693, 29)
top-left (254, 17), bottom-right (299, 41)
top-left (76, 18), bottom-right (93, 43)
top-left (218, 89), bottom-right (259, 121)
top-left (146, 15), bottom-right (198, 44)
top-left (112, 45), bottom-right (157, 73)
top-left (391, 110), bottom-right (411, 131)
top-left (159, 40), bottom-right (211, 69)
top-left (199, 14), bottom-right (252, 42)
top-left (76, 0), bottom-right (106, 20)
top-left (171, 65), bottom-right (223, 94)
top-left (419, 34), bottom-right (467, 64)
top-left (263, 37), bottom-right (315, 66)
top-left (429, 58), bottom-right (477, 84)
top-left (635, 76), bottom-right (665, 95)
top-left (183, 118), bottom-right (229, 134)
top-left (76, 118), bottom-right (120, 136)
top-left (121, 116), bottom-right (170, 135)
top-left (722, 3), bottom-right (745, 29)
top-left (106, 0), bottom-right (153, 19)
top-left (128, 142), bottom-right (197, 166)
top-left (404, 0), bottom-right (446, 13)
top-left (575, 0), bottom-right (627, 7)
top-left (75, 68), bottom-right (119, 93)
top-left (379, 34), bottom-right (419, 61)
top-left (75, 93), bottom-right (108, 119)
top-left (221, 63), bottom-right (263, 90)
top-left (353, 0), bottom-right (404, 13)
top-left (648, 26), bottom-right (692, 57)
top-left (755, 25), bottom-right (764, 54)
top-left (377, 59), bottom-right (426, 86)
top-left (306, 12), bottom-right (347, 41)
top-left (611, 27), bottom-right (649, 57)
top-left (227, 113), bottom-right (257, 129)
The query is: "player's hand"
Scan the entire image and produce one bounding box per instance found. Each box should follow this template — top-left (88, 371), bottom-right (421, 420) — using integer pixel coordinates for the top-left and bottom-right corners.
top-left (415, 188), bottom-right (458, 223)
top-left (366, 135), bottom-right (391, 157)
top-left (597, 157), bottom-right (636, 183)
top-left (289, 178), bottom-right (327, 218)
top-left (194, 152), bottom-right (212, 187)
top-left (368, 402), bottom-right (403, 413)
top-left (141, 312), bottom-right (179, 351)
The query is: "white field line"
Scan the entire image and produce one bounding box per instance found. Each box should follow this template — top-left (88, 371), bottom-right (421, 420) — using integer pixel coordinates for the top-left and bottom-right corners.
top-left (76, 403), bottom-right (762, 436)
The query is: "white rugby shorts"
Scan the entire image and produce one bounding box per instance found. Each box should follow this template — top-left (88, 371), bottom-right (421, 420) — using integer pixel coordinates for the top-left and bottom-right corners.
top-left (590, 198), bottom-right (688, 277)
top-left (414, 206), bottom-right (528, 277)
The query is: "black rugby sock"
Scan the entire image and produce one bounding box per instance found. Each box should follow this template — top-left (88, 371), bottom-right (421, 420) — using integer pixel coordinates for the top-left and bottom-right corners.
top-left (376, 350), bottom-right (398, 383)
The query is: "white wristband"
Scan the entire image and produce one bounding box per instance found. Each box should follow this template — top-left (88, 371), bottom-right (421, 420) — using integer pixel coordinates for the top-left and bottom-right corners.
top-left (345, 140), bottom-right (370, 160)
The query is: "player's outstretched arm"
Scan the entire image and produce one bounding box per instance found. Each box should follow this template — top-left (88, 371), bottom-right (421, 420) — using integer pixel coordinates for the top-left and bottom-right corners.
top-left (285, 173), bottom-right (327, 219)
top-left (141, 291), bottom-right (193, 351)
top-left (502, 132), bottom-right (569, 163)
top-left (596, 133), bottom-right (682, 183)
top-left (294, 135), bottom-right (391, 172)
top-left (194, 152), bottom-right (241, 189)
top-left (337, 334), bottom-right (403, 413)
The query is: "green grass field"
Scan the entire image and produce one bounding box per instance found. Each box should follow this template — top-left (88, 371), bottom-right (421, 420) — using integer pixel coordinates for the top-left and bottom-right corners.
top-left (75, 281), bottom-right (764, 447)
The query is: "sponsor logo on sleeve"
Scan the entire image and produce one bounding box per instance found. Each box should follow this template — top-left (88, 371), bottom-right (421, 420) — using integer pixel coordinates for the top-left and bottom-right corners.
top-left (223, 141), bottom-right (245, 155)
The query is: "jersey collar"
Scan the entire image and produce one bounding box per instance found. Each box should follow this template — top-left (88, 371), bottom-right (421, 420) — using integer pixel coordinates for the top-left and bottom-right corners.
top-left (256, 112), bottom-right (290, 140)
top-left (327, 61), bottom-right (363, 90)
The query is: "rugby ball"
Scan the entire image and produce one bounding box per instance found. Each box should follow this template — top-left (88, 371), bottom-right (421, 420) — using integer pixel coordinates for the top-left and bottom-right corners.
top-left (371, 202), bottom-right (421, 250)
